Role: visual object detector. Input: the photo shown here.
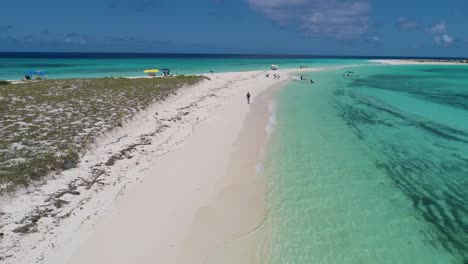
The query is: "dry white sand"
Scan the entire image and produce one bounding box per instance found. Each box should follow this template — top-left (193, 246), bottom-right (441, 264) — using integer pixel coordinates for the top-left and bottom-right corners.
top-left (0, 68), bottom-right (322, 264)
top-left (59, 73), bottom-right (280, 264)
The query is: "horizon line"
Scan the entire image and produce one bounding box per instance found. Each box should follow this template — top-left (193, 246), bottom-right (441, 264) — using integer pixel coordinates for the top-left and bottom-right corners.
top-left (0, 51), bottom-right (467, 60)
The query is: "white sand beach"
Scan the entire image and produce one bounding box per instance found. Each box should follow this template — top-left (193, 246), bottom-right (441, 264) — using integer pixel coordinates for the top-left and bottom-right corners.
top-left (0, 68), bottom-right (320, 264)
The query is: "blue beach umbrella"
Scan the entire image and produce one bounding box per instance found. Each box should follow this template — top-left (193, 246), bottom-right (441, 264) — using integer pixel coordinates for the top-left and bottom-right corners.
top-left (35, 70), bottom-right (47, 75)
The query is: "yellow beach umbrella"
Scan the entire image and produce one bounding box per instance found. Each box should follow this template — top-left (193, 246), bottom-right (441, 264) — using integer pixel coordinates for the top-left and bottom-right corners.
top-left (144, 69), bottom-right (159, 73)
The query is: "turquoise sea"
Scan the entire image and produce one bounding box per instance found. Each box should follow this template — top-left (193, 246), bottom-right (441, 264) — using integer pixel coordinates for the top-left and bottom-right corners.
top-left (0, 54), bottom-right (364, 80)
top-left (266, 64), bottom-right (468, 263)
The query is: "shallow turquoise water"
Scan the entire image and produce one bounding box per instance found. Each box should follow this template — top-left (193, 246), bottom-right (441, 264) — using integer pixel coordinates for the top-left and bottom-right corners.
top-left (0, 57), bottom-right (365, 80)
top-left (266, 65), bottom-right (468, 263)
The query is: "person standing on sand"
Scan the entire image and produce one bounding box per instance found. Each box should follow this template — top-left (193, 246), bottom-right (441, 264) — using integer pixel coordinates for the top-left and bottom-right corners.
top-left (246, 92), bottom-right (251, 104)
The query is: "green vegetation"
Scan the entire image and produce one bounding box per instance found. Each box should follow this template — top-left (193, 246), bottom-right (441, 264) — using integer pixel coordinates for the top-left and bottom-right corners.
top-left (0, 76), bottom-right (203, 187)
top-left (0, 80), bottom-right (11, 85)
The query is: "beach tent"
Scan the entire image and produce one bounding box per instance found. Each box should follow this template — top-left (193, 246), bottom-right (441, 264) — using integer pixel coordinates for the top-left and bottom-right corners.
top-left (144, 69), bottom-right (159, 76)
top-left (271, 64), bottom-right (279, 70)
top-left (24, 70), bottom-right (34, 77)
top-left (23, 70), bottom-right (36, 80)
top-left (161, 69), bottom-right (170, 76)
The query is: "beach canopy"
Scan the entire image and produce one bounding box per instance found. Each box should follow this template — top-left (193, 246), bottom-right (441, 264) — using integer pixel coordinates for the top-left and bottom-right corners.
top-left (24, 70), bottom-right (47, 75)
top-left (345, 71), bottom-right (354, 73)
top-left (160, 69), bottom-right (171, 76)
top-left (35, 70), bottom-right (47, 75)
top-left (144, 69), bottom-right (159, 73)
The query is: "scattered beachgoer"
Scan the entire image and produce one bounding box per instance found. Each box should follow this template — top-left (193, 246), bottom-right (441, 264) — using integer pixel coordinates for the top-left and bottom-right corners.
top-left (266, 73), bottom-right (270, 78)
top-left (300, 75), bottom-right (303, 80)
top-left (210, 70), bottom-right (214, 74)
top-left (277, 74), bottom-right (280, 79)
top-left (246, 92), bottom-right (251, 104)
top-left (310, 79), bottom-right (314, 84)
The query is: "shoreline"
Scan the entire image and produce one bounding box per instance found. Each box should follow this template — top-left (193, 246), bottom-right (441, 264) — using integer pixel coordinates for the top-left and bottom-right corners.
top-left (0, 68), bottom-right (315, 264)
top-left (62, 72), bottom-right (282, 264)
top-left (178, 80), bottom-right (281, 264)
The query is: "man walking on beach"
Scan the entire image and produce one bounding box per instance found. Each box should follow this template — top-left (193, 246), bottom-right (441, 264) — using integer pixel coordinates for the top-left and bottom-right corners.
top-left (246, 92), bottom-right (251, 104)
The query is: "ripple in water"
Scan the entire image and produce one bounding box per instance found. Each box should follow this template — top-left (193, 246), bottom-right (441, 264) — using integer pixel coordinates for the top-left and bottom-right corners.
top-left (267, 65), bottom-right (468, 264)
top-left (340, 65), bottom-right (468, 263)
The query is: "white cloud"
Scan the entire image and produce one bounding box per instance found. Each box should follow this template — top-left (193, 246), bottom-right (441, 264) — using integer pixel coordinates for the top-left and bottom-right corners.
top-left (64, 33), bottom-right (88, 45)
top-left (248, 0), bottom-right (308, 8)
top-left (429, 22), bottom-right (454, 47)
top-left (247, 0), bottom-right (372, 39)
top-left (435, 34), bottom-right (453, 46)
top-left (430, 22), bottom-right (447, 34)
top-left (396, 17), bottom-right (420, 30)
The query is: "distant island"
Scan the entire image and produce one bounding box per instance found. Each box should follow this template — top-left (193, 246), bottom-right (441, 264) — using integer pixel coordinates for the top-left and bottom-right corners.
top-left (406, 59), bottom-right (468, 63)
top-left (372, 59), bottom-right (468, 65)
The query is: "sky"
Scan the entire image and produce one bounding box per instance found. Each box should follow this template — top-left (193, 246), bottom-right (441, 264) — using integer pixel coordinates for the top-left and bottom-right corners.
top-left (0, 0), bottom-right (467, 57)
